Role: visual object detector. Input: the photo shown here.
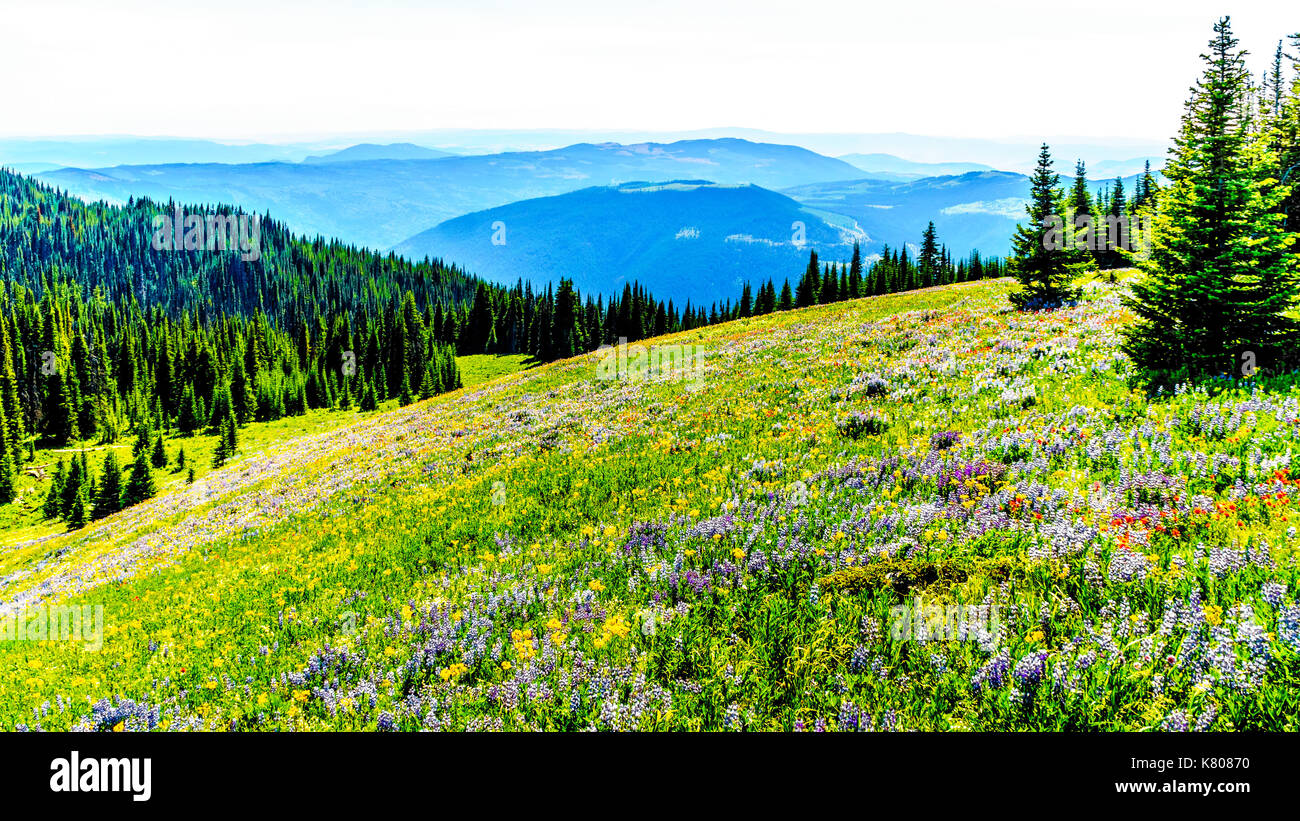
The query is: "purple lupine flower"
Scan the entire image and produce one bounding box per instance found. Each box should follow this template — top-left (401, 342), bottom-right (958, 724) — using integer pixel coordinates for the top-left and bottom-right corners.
top-left (971, 651), bottom-right (1011, 694)
top-left (1261, 582), bottom-right (1287, 610)
top-left (930, 430), bottom-right (961, 451)
top-left (1012, 651), bottom-right (1048, 688)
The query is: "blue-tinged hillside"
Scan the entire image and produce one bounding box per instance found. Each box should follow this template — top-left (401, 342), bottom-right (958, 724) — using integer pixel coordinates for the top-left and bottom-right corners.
top-left (394, 180), bottom-right (867, 304)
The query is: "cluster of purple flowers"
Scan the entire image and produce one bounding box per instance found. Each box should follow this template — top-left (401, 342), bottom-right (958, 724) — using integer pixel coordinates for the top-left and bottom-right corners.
top-left (929, 430), bottom-right (962, 451)
top-left (971, 651), bottom-right (1011, 694)
top-left (936, 460), bottom-right (1005, 493)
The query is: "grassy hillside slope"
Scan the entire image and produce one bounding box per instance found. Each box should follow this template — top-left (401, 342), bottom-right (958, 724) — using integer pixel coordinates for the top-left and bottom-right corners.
top-left (3, 277), bottom-right (1299, 731)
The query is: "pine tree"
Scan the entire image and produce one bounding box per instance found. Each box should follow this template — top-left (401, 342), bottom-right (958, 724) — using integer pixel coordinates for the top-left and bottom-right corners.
top-left (224, 414), bottom-right (238, 457)
top-left (1124, 17), bottom-right (1300, 384)
top-left (1008, 143), bottom-right (1080, 310)
top-left (0, 401), bottom-right (13, 505)
top-left (0, 317), bottom-right (24, 466)
top-left (777, 280), bottom-right (794, 311)
top-left (151, 435), bottom-right (167, 469)
top-left (122, 448), bottom-right (156, 506)
top-left (918, 222), bottom-right (941, 287)
top-left (92, 451), bottom-right (122, 520)
top-left (361, 380), bottom-right (378, 411)
top-left (67, 495), bottom-right (87, 531)
top-left (43, 459), bottom-right (65, 519)
top-left (177, 386), bottom-right (199, 435)
top-left (848, 243), bottom-right (864, 298)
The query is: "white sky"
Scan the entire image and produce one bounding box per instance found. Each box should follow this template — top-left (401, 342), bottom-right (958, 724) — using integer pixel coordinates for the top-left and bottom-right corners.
top-left (3, 0), bottom-right (1295, 141)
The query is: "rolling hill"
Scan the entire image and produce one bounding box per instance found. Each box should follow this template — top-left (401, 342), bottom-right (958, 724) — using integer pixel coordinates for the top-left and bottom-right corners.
top-left (837, 153), bottom-right (997, 178)
top-left (0, 136), bottom-right (324, 168)
top-left (36, 138), bottom-right (869, 249)
top-left (393, 180), bottom-right (867, 304)
top-left (302, 142), bottom-right (454, 163)
top-left (782, 170), bottom-right (1033, 257)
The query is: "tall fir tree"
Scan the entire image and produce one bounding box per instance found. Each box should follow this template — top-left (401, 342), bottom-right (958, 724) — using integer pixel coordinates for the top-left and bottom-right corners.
top-left (1009, 143), bottom-right (1080, 310)
top-left (92, 450), bottom-right (122, 520)
top-left (1124, 17), bottom-right (1300, 383)
top-left (122, 448), bottom-right (156, 506)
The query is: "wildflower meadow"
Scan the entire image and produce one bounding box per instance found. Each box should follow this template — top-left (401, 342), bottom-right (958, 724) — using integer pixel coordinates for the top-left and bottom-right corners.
top-left (3, 274), bottom-right (1298, 731)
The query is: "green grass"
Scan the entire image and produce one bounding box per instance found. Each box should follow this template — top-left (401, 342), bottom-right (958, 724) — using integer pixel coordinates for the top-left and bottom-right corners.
top-left (0, 409), bottom-right (366, 549)
top-left (456, 353), bottom-right (535, 388)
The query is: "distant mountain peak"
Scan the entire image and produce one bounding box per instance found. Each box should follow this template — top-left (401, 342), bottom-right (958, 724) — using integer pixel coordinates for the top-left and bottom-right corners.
top-left (302, 142), bottom-right (452, 164)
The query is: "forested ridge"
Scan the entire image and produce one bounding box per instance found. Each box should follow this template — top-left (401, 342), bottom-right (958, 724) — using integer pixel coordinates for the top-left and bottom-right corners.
top-left (0, 166), bottom-right (1004, 526)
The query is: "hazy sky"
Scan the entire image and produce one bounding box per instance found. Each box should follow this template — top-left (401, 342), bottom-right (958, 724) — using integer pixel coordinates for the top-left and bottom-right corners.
top-left (5, 0), bottom-right (1295, 141)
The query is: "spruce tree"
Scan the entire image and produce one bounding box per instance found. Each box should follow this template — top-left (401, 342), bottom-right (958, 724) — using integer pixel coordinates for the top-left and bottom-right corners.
top-left (848, 243), bottom-right (864, 298)
top-left (1009, 143), bottom-right (1080, 310)
top-left (778, 280), bottom-right (794, 311)
top-left (67, 495), bottom-right (87, 531)
top-left (1103, 177), bottom-right (1129, 268)
top-left (918, 222), bottom-right (941, 287)
top-left (60, 454), bottom-right (84, 519)
top-left (43, 460), bottom-right (65, 519)
top-left (0, 318), bottom-right (24, 466)
top-left (122, 449), bottom-right (156, 506)
top-left (1067, 159), bottom-right (1097, 262)
top-left (819, 264), bottom-right (838, 303)
top-left (1124, 17), bottom-right (1300, 383)
top-left (795, 251), bottom-right (819, 307)
top-left (223, 414), bottom-right (239, 456)
top-left (177, 386), bottom-right (199, 435)
top-left (398, 370), bottom-right (414, 407)
top-left (360, 380), bottom-right (378, 411)
top-left (212, 432), bottom-right (229, 469)
top-left (132, 422), bottom-right (151, 457)
top-left (0, 403), bottom-right (13, 505)
top-left (551, 279), bottom-right (584, 359)
top-left (92, 451), bottom-right (122, 520)
top-left (1274, 32), bottom-right (1300, 238)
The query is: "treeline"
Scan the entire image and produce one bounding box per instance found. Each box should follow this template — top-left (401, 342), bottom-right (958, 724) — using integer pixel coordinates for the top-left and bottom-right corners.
top-left (0, 279), bottom-right (461, 523)
top-left (460, 235), bottom-right (1005, 359)
top-left (1007, 148), bottom-right (1163, 312)
top-left (1008, 17), bottom-right (1300, 385)
top-left (789, 228), bottom-right (1004, 311)
top-left (1066, 160), bottom-right (1161, 270)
